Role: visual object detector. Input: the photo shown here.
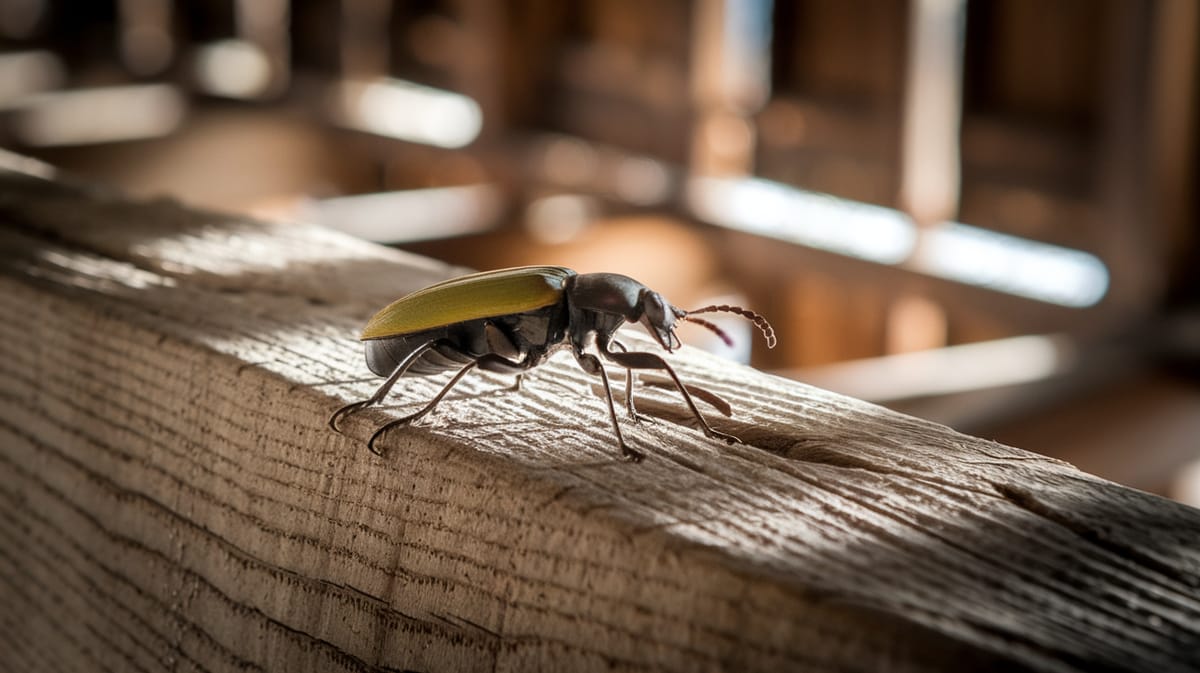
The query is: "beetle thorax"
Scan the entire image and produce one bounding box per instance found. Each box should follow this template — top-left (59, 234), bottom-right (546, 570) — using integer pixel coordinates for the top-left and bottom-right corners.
top-left (565, 272), bottom-right (681, 352)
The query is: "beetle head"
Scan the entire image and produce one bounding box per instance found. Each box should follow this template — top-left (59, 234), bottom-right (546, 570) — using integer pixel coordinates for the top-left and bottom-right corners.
top-left (567, 272), bottom-right (776, 353)
top-left (645, 296), bottom-right (779, 353)
top-left (637, 290), bottom-right (683, 352)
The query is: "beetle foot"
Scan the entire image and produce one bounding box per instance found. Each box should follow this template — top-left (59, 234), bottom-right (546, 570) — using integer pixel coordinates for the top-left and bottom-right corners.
top-left (366, 439), bottom-right (388, 457)
top-left (367, 415), bottom-right (425, 456)
top-left (627, 411), bottom-right (657, 426)
top-left (507, 373), bottom-right (525, 392)
top-left (620, 445), bottom-right (645, 463)
top-left (623, 394), bottom-right (655, 426)
top-left (367, 422), bottom-right (400, 456)
top-left (329, 400), bottom-right (372, 432)
top-left (706, 429), bottom-right (742, 445)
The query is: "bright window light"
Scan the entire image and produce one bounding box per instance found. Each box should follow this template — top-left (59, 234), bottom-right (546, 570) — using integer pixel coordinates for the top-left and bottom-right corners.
top-left (193, 39), bottom-right (273, 99)
top-left (688, 175), bottom-right (1110, 308)
top-left (799, 334), bottom-right (1076, 402)
top-left (331, 78), bottom-right (483, 149)
top-left (12, 84), bottom-right (185, 146)
top-left (308, 185), bottom-right (503, 244)
top-left (0, 147), bottom-right (55, 177)
top-left (688, 176), bottom-right (918, 264)
top-left (917, 222), bottom-right (1110, 308)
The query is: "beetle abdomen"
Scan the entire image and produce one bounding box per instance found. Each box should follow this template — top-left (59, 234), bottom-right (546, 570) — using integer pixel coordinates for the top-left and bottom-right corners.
top-left (364, 307), bottom-right (569, 377)
top-left (364, 329), bottom-right (459, 377)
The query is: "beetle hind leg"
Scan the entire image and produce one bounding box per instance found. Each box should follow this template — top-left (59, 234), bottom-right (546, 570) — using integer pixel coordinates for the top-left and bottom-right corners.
top-left (367, 352), bottom-right (531, 456)
top-left (367, 359), bottom-right (480, 454)
top-left (329, 340), bottom-right (437, 433)
top-left (328, 399), bottom-right (372, 432)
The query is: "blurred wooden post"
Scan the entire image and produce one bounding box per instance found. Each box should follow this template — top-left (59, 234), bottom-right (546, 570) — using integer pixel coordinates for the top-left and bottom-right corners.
top-left (1, 169), bottom-right (1198, 672)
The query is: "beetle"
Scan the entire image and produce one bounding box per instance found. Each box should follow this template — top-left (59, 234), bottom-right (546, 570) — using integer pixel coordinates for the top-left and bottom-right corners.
top-left (328, 265), bottom-right (775, 461)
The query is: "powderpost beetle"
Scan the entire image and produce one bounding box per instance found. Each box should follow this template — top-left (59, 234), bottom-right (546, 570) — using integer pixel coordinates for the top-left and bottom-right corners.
top-left (329, 265), bottom-right (775, 461)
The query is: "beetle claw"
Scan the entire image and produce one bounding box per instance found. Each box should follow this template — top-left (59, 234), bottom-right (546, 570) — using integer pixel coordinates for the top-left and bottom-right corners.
top-left (367, 437), bottom-right (388, 456)
top-left (621, 445), bottom-right (645, 462)
top-left (329, 400), bottom-right (371, 433)
top-left (629, 412), bottom-right (657, 426)
top-left (368, 414), bottom-right (422, 455)
top-left (367, 423), bottom-right (397, 456)
top-left (707, 429), bottom-right (742, 445)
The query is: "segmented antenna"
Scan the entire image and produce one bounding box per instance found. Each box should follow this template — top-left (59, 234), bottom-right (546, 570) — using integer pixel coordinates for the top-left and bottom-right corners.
top-left (684, 304), bottom-right (777, 349)
top-left (680, 315), bottom-right (734, 347)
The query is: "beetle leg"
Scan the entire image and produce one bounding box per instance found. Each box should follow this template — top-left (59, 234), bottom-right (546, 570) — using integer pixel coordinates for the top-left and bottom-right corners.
top-left (367, 352), bottom-right (531, 456)
top-left (610, 339), bottom-right (654, 425)
top-left (483, 321), bottom-right (530, 393)
top-left (639, 376), bottom-right (734, 417)
top-left (329, 340), bottom-right (436, 432)
top-left (367, 359), bottom-right (479, 455)
top-left (575, 351), bottom-right (644, 462)
top-left (623, 369), bottom-right (642, 422)
top-left (509, 373), bottom-right (525, 392)
top-left (484, 322), bottom-right (522, 361)
top-left (598, 346), bottom-right (740, 446)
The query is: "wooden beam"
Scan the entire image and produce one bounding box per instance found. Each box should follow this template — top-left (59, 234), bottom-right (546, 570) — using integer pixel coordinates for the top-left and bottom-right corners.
top-left (1, 169), bottom-right (1198, 672)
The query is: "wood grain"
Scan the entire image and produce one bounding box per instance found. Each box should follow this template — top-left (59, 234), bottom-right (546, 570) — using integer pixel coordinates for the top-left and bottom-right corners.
top-left (0, 170), bottom-right (1197, 672)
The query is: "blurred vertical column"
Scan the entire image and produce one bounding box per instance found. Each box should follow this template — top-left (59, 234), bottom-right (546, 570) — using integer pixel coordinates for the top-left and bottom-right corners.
top-left (719, 1), bottom-right (911, 368)
top-left (897, 0), bottom-right (963, 228)
top-left (236, 0), bottom-right (290, 98)
top-left (889, 0), bottom-right (965, 354)
top-left (340, 0), bottom-right (391, 80)
top-left (689, 0), bottom-right (772, 176)
top-left (191, 0), bottom-right (289, 100)
top-left (0, 0), bottom-right (62, 108)
top-left (1096, 0), bottom-right (1199, 319)
top-left (118, 0), bottom-right (174, 77)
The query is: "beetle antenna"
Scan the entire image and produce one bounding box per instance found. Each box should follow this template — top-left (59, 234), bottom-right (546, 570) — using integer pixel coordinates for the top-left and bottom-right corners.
top-left (685, 305), bottom-right (777, 349)
top-left (680, 315), bottom-right (734, 347)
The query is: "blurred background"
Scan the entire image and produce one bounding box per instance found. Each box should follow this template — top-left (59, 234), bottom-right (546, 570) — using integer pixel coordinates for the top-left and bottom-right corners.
top-left (0, 0), bottom-right (1197, 502)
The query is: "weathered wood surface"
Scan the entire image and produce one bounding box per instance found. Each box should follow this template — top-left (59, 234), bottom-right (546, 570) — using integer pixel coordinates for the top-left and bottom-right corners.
top-left (0, 168), bottom-right (1197, 673)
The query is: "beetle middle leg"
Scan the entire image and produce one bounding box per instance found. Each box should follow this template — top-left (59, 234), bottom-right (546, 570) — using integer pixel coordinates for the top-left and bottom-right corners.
top-left (610, 339), bottom-right (654, 425)
top-left (598, 345), bottom-right (740, 446)
top-left (507, 372), bottom-right (526, 392)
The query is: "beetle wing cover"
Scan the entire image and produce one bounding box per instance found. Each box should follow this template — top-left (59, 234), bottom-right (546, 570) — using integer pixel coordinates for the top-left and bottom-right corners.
top-left (361, 266), bottom-right (575, 339)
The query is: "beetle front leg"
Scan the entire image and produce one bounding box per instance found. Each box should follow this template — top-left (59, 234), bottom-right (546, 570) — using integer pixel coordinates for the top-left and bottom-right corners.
top-left (598, 346), bottom-right (740, 446)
